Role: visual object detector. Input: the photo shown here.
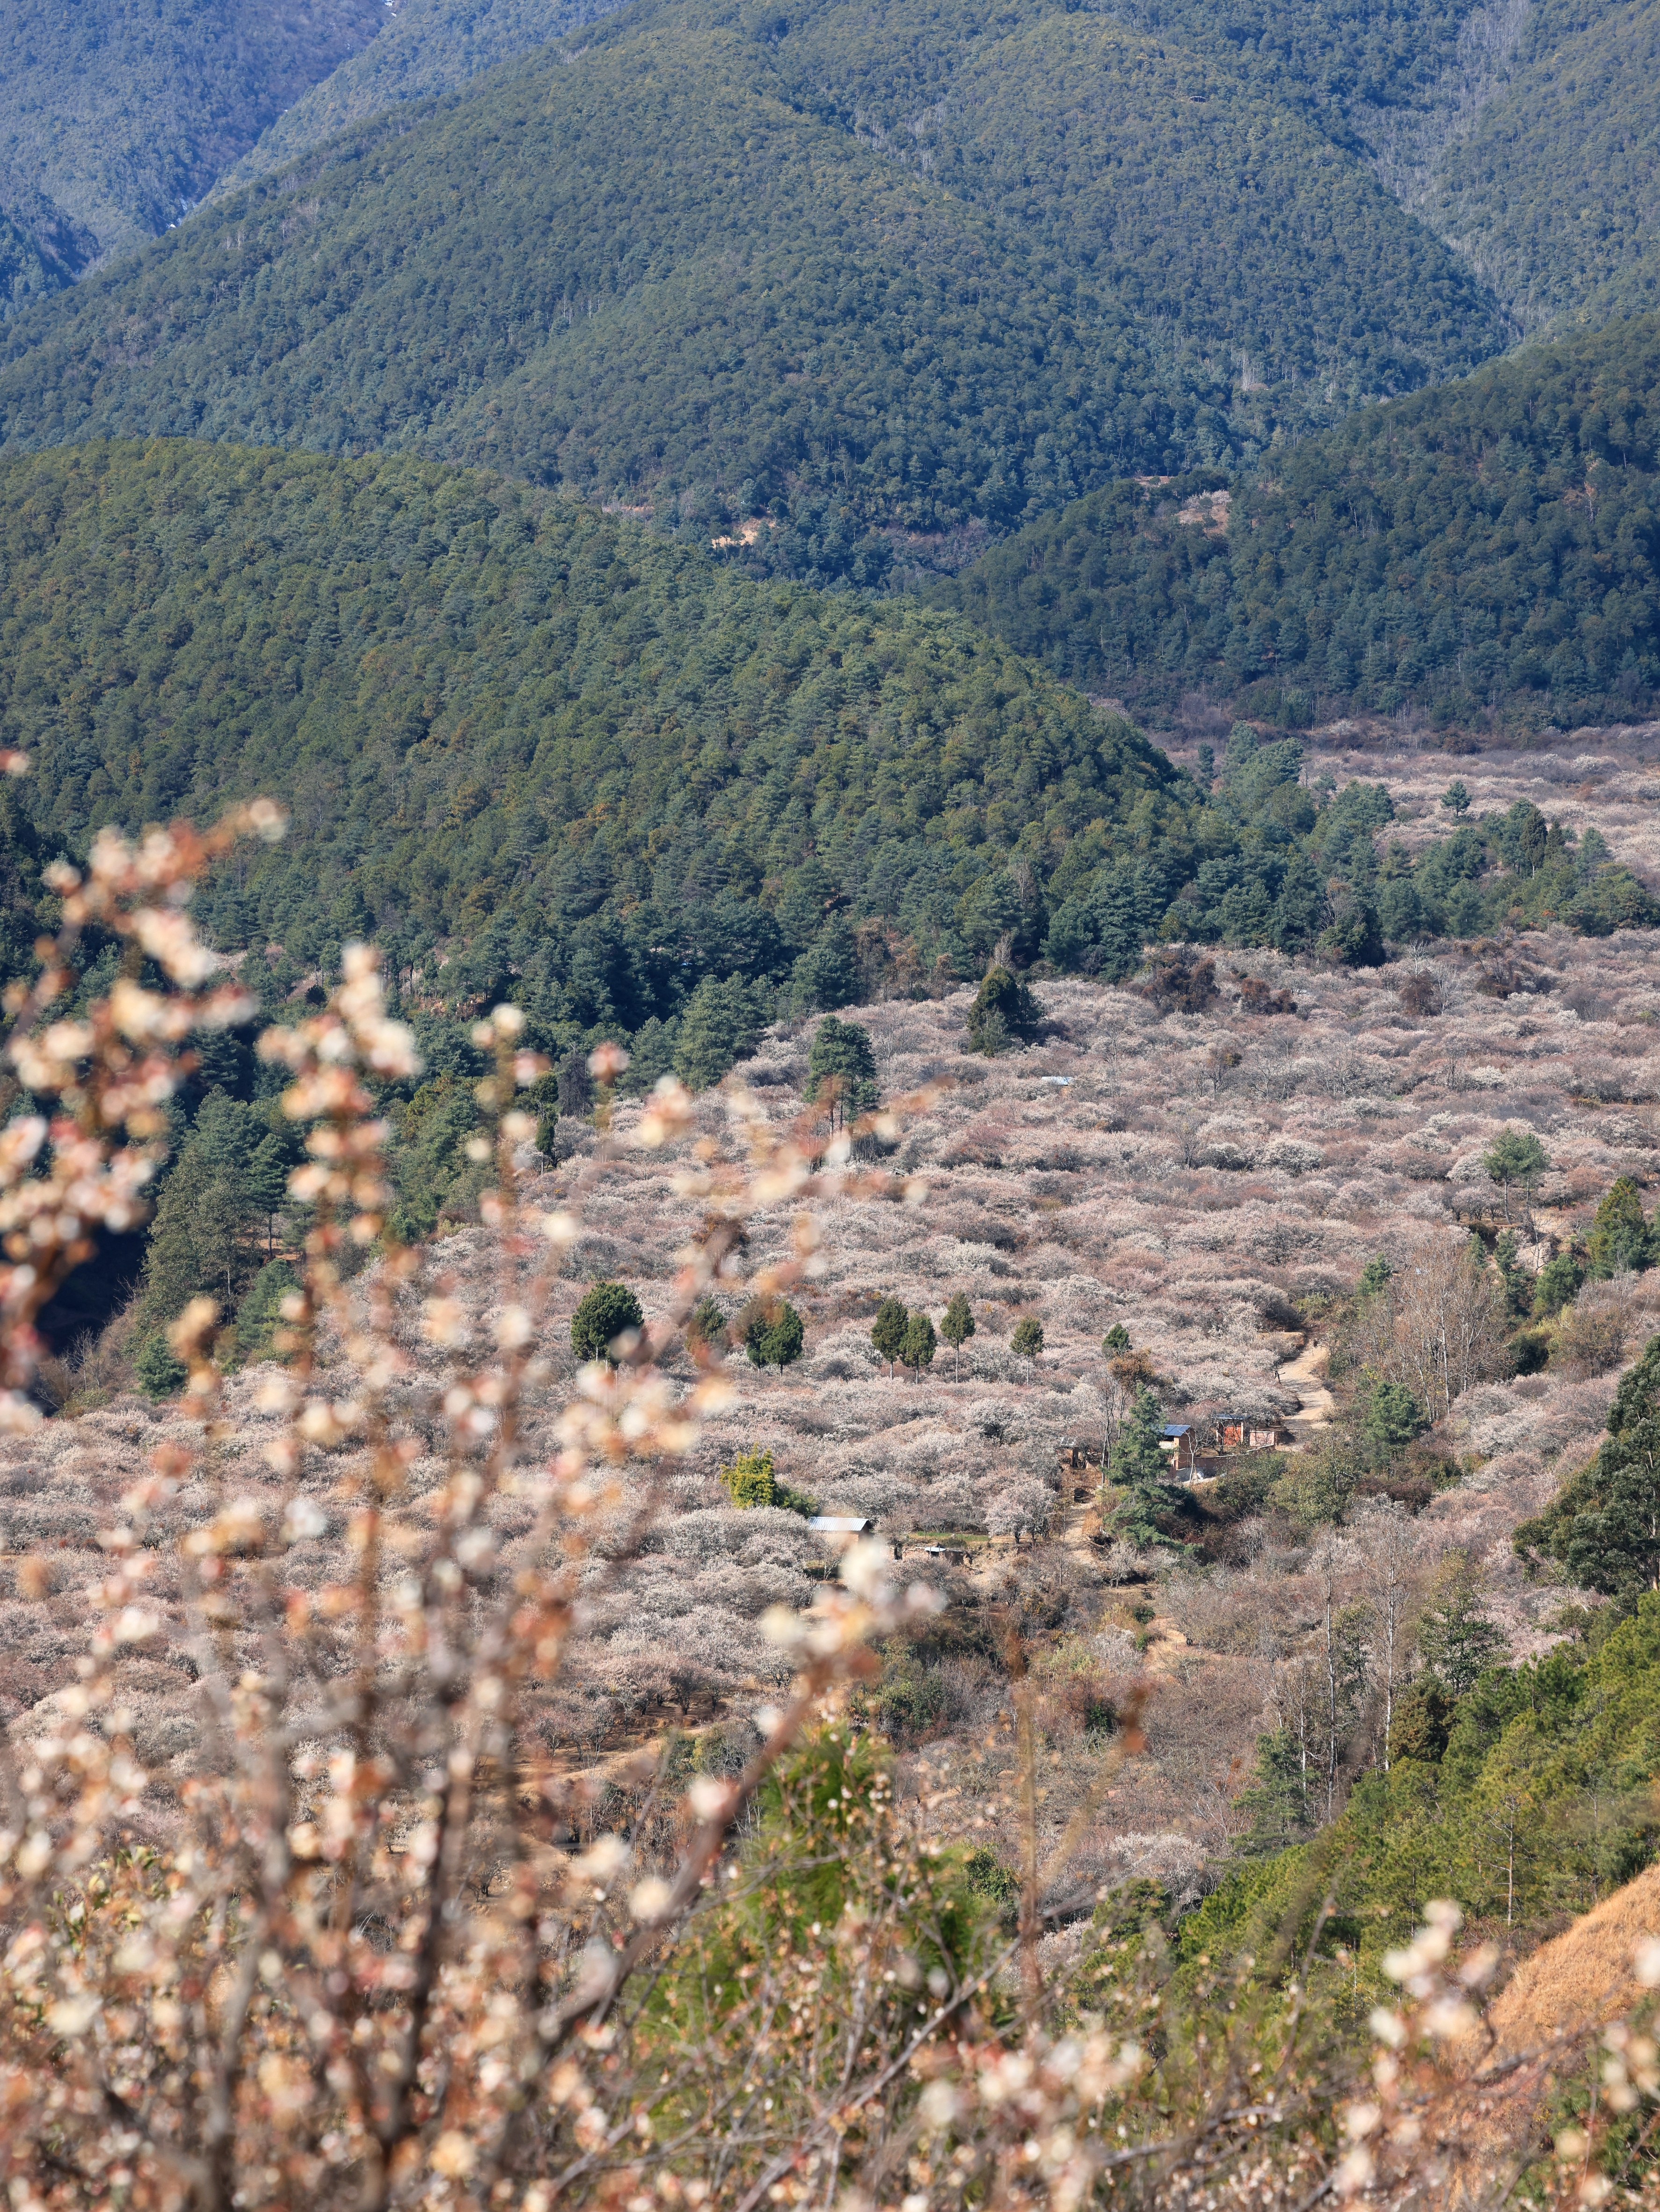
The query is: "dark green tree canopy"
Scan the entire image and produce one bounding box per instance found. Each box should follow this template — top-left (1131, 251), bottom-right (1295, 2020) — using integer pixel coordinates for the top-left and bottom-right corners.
top-left (1361, 1379), bottom-right (1426, 1455)
top-left (1416, 1559), bottom-right (1508, 1699)
top-left (871, 1296), bottom-right (908, 1375)
top-left (968, 967), bottom-right (1041, 1055)
top-left (1517, 1334), bottom-right (1660, 1596)
top-left (1484, 1128), bottom-right (1550, 1199)
top-left (941, 1292), bottom-right (976, 1374)
top-left (742, 1296), bottom-right (805, 1374)
top-left (0, 0), bottom-right (1510, 574)
top-left (1587, 1175), bottom-right (1653, 1279)
top-left (1010, 1315), bottom-right (1045, 1360)
top-left (932, 315), bottom-right (1660, 733)
top-left (1533, 1250), bottom-right (1585, 1319)
top-left (1109, 1387), bottom-right (1169, 1491)
top-left (902, 1309), bottom-right (937, 1377)
top-left (805, 1016), bottom-right (879, 1128)
top-left (570, 1280), bottom-right (645, 1363)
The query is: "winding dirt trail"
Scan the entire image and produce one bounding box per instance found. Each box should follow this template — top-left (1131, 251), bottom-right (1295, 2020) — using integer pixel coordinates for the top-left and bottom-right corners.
top-left (1278, 1339), bottom-right (1335, 1443)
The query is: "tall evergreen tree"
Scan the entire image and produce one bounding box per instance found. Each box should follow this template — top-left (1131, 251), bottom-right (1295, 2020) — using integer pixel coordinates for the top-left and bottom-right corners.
top-left (902, 1309), bottom-right (937, 1380)
top-left (871, 1296), bottom-right (908, 1378)
top-left (805, 1015), bottom-right (878, 1128)
top-left (1517, 1332), bottom-right (1660, 1596)
top-left (1418, 1558), bottom-right (1508, 1697)
top-left (1587, 1174), bottom-right (1652, 1278)
top-left (940, 1292), bottom-right (975, 1377)
top-left (1109, 1387), bottom-right (1168, 1489)
top-left (673, 976), bottom-right (766, 1091)
top-left (570, 1280), bottom-right (644, 1363)
top-left (791, 919), bottom-right (860, 1013)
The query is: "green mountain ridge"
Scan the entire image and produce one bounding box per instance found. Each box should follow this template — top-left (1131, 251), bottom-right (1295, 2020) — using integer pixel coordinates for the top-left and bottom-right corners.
top-left (0, 0), bottom-right (386, 267)
top-left (211, 0), bottom-right (638, 196)
top-left (1417, 0), bottom-right (1660, 342)
top-left (0, 440), bottom-right (1649, 1042)
top-left (932, 312), bottom-right (1660, 731)
top-left (0, 0), bottom-right (1514, 582)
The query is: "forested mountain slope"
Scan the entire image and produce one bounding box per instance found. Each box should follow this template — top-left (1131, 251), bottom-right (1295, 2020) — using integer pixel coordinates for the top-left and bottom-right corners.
top-left (0, 440), bottom-right (1184, 997)
top-left (0, 0), bottom-right (384, 270)
top-left (213, 0), bottom-right (637, 194)
top-left (0, 441), bottom-right (1651, 1056)
top-left (0, 0), bottom-right (1507, 581)
top-left (932, 313), bottom-right (1660, 732)
top-left (1416, 0), bottom-right (1660, 340)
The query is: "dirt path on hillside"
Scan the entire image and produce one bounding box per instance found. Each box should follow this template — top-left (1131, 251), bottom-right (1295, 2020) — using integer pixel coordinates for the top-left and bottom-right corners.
top-left (1278, 1340), bottom-right (1335, 1441)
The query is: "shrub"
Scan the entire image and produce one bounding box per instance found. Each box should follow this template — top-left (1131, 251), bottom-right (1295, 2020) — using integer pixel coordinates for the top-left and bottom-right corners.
top-left (1551, 1295), bottom-right (1629, 1379)
top-left (571, 1279), bottom-right (645, 1362)
top-left (720, 1448), bottom-right (817, 1516)
top-left (687, 1294), bottom-right (727, 1353)
top-left (1136, 946), bottom-right (1216, 1014)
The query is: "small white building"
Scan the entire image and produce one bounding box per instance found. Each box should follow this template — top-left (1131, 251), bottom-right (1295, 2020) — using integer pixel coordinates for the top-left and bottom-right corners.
top-left (808, 1515), bottom-right (876, 1535)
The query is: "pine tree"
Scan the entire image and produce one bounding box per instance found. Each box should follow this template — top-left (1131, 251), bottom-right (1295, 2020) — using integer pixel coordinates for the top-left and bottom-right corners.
top-left (805, 1015), bottom-right (878, 1128)
top-left (871, 1296), bottom-right (907, 1377)
top-left (967, 966), bottom-right (1039, 1055)
top-left (1109, 1387), bottom-right (1168, 1489)
top-left (940, 1292), bottom-right (975, 1376)
top-left (1361, 1379), bottom-right (1425, 1457)
top-left (138, 1141), bottom-right (257, 1329)
top-left (248, 1131), bottom-right (297, 1257)
top-left (1418, 1559), bottom-right (1507, 1698)
top-left (1494, 1230), bottom-right (1531, 1315)
top-left (570, 1280), bottom-right (645, 1362)
top-left (1587, 1174), bottom-right (1652, 1278)
top-left (673, 976), bottom-right (764, 1091)
top-left (742, 1297), bottom-right (805, 1374)
top-left (1483, 1128), bottom-right (1550, 1220)
top-left (1238, 1729), bottom-right (1314, 1854)
top-left (1010, 1315), bottom-right (1044, 1361)
top-left (687, 1295), bottom-right (727, 1355)
top-left (134, 1334), bottom-right (187, 1401)
top-left (1102, 1323), bottom-right (1130, 1353)
top-left (1515, 1331), bottom-right (1660, 1596)
top-left (1532, 1250), bottom-right (1584, 1317)
top-left (791, 918), bottom-right (860, 1012)
top-left (1093, 871), bottom-right (1142, 983)
top-left (233, 1259), bottom-right (300, 1363)
top-left (1271, 853), bottom-right (1326, 953)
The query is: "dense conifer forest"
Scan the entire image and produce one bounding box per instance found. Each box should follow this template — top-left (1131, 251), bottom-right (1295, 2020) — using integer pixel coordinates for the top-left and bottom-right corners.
top-left (0, 0), bottom-right (383, 268)
top-left (1, 441), bottom-right (1650, 1041)
top-left (0, 0), bottom-right (1521, 581)
top-left (934, 314), bottom-right (1660, 728)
